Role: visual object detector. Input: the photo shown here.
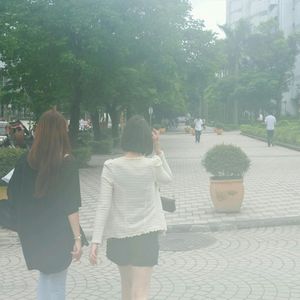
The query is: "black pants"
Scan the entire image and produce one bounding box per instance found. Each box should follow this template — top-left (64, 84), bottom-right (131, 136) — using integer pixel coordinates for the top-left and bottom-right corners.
top-left (195, 130), bottom-right (201, 143)
top-left (267, 130), bottom-right (274, 147)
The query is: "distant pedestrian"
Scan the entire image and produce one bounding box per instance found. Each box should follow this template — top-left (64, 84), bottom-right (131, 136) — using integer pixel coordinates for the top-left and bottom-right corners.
top-left (89, 115), bottom-right (172, 300)
top-left (8, 108), bottom-right (84, 300)
top-left (194, 116), bottom-right (204, 143)
top-left (265, 112), bottom-right (276, 147)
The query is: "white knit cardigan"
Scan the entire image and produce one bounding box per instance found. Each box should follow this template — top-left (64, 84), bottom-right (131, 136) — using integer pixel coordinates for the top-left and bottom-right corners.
top-left (92, 152), bottom-right (172, 244)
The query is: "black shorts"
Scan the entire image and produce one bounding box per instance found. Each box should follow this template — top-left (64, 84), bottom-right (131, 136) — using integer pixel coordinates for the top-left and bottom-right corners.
top-left (106, 231), bottom-right (160, 267)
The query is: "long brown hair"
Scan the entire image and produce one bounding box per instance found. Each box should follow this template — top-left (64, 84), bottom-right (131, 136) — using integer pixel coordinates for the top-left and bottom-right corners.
top-left (28, 108), bottom-right (71, 198)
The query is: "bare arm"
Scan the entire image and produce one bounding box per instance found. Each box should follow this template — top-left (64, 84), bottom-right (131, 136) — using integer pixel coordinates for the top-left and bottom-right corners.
top-left (68, 212), bottom-right (80, 238)
top-left (152, 129), bottom-right (172, 184)
top-left (68, 212), bottom-right (82, 261)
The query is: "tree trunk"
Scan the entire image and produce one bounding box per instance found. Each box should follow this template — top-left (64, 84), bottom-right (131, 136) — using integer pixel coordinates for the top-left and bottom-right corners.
top-left (90, 110), bottom-right (101, 141)
top-left (69, 81), bottom-right (81, 147)
top-left (110, 110), bottom-right (120, 139)
top-left (107, 104), bottom-right (120, 140)
top-left (233, 99), bottom-right (238, 124)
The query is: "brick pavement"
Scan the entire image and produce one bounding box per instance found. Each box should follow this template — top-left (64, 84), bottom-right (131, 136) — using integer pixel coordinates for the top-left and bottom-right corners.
top-left (1, 225), bottom-right (300, 299)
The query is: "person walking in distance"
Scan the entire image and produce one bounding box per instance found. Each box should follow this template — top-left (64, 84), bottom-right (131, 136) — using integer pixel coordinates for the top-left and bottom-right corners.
top-left (265, 112), bottom-right (276, 147)
top-left (194, 116), bottom-right (203, 143)
top-left (8, 108), bottom-right (83, 300)
top-left (89, 115), bottom-right (173, 300)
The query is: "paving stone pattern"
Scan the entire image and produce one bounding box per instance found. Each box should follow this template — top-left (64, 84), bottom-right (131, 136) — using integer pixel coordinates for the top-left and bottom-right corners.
top-left (1, 226), bottom-right (300, 299)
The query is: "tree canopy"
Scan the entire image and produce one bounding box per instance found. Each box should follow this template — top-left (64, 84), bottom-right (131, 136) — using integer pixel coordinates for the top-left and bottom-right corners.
top-left (204, 19), bottom-right (300, 123)
top-left (0, 0), bottom-right (220, 141)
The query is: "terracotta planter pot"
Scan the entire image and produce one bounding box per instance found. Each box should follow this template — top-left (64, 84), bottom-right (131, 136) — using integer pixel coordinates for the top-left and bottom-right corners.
top-left (0, 186), bottom-right (8, 200)
top-left (215, 128), bottom-right (223, 135)
top-left (159, 128), bottom-right (166, 134)
top-left (209, 178), bottom-right (244, 212)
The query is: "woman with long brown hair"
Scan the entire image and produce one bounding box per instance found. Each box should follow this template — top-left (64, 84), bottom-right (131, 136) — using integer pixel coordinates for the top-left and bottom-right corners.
top-left (8, 108), bottom-right (83, 300)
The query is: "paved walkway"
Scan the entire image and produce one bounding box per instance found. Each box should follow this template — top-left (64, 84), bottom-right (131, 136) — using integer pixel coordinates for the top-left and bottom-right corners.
top-left (79, 129), bottom-right (300, 234)
top-left (1, 226), bottom-right (300, 299)
top-left (1, 129), bottom-right (300, 299)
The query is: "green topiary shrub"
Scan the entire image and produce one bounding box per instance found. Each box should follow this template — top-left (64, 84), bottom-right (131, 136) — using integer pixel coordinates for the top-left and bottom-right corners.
top-left (202, 144), bottom-right (250, 179)
top-left (72, 146), bottom-right (92, 168)
top-left (89, 139), bottom-right (113, 154)
top-left (0, 148), bottom-right (26, 185)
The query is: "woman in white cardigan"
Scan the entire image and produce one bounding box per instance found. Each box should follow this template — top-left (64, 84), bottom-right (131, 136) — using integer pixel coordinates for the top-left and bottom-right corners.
top-left (89, 115), bottom-right (172, 300)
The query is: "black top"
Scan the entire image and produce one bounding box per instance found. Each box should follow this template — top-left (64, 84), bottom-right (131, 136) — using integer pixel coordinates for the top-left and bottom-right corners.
top-left (8, 154), bottom-right (81, 274)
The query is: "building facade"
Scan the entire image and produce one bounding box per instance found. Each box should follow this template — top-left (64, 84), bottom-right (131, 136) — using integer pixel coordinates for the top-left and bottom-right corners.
top-left (226, 0), bottom-right (300, 115)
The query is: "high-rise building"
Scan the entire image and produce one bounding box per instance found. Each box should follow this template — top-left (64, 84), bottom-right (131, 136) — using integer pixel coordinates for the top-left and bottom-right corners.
top-left (226, 0), bottom-right (300, 115)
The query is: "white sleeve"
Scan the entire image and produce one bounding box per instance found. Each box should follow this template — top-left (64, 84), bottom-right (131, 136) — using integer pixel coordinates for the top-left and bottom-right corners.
top-left (152, 152), bottom-right (173, 184)
top-left (91, 161), bottom-right (113, 244)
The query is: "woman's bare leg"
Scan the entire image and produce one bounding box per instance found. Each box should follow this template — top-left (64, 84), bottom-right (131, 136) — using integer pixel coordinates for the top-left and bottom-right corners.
top-left (118, 265), bottom-right (132, 300)
top-left (131, 266), bottom-right (153, 300)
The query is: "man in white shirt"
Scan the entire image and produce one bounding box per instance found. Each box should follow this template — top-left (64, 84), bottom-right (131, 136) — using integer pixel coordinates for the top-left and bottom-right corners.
top-left (265, 113), bottom-right (276, 147)
top-left (194, 116), bottom-right (203, 143)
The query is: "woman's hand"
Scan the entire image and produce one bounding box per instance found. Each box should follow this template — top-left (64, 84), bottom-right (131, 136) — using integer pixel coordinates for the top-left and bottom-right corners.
top-left (89, 243), bottom-right (99, 265)
top-left (152, 129), bottom-right (162, 155)
top-left (152, 128), bottom-right (160, 143)
top-left (71, 239), bottom-right (82, 262)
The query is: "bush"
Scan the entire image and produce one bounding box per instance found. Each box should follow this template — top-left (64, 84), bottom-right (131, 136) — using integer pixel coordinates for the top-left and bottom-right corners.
top-left (77, 131), bottom-right (92, 147)
top-left (152, 124), bottom-right (161, 130)
top-left (223, 124), bottom-right (240, 131)
top-left (100, 127), bottom-right (113, 139)
top-left (214, 122), bottom-right (224, 129)
top-left (241, 121), bottom-right (300, 147)
top-left (89, 139), bottom-right (113, 154)
top-left (277, 120), bottom-right (290, 127)
top-left (72, 146), bottom-right (92, 168)
top-left (202, 144), bottom-right (250, 179)
top-left (0, 148), bottom-right (26, 185)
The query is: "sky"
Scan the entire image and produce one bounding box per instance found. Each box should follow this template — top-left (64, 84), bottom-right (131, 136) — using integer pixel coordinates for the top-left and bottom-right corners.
top-left (190, 0), bottom-right (226, 38)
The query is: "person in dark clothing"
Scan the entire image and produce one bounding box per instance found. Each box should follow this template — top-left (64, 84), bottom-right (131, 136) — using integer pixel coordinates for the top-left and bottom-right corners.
top-left (8, 108), bottom-right (83, 300)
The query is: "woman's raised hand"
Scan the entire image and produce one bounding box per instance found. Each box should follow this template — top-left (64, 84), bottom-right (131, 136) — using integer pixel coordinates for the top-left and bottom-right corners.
top-left (152, 129), bottom-right (162, 155)
top-left (152, 128), bottom-right (160, 144)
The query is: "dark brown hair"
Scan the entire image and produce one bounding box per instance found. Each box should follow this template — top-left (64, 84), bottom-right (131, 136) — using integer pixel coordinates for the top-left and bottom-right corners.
top-left (121, 115), bottom-right (153, 155)
top-left (28, 108), bottom-right (71, 198)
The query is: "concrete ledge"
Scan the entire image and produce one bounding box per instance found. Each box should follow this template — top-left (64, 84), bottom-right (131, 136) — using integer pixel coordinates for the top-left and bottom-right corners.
top-left (167, 215), bottom-right (300, 233)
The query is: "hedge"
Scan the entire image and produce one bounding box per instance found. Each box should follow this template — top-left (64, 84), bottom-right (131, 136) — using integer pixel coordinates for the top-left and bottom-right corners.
top-left (240, 121), bottom-right (300, 146)
top-left (89, 139), bottom-right (113, 154)
top-left (0, 148), bottom-right (26, 185)
top-left (72, 146), bottom-right (92, 168)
